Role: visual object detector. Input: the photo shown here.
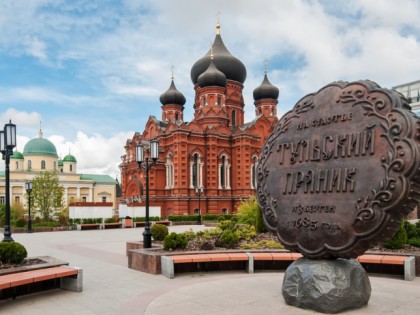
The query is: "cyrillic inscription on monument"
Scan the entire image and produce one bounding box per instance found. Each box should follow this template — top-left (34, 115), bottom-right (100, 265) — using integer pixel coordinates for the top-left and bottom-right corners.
top-left (257, 80), bottom-right (420, 259)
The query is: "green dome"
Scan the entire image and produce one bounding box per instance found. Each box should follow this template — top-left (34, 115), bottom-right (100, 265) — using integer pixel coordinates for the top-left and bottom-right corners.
top-left (10, 151), bottom-right (24, 159)
top-left (63, 154), bottom-right (77, 163)
top-left (23, 137), bottom-right (58, 157)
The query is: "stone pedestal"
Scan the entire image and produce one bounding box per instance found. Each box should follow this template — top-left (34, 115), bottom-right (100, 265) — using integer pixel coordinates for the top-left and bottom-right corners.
top-left (282, 258), bottom-right (371, 313)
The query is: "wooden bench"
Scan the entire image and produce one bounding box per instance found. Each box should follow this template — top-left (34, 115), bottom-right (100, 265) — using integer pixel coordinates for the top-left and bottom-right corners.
top-left (161, 252), bottom-right (415, 280)
top-left (102, 222), bottom-right (122, 229)
top-left (358, 254), bottom-right (415, 281)
top-left (153, 221), bottom-right (171, 226)
top-left (77, 223), bottom-right (101, 230)
top-left (161, 252), bottom-right (303, 279)
top-left (0, 266), bottom-right (83, 299)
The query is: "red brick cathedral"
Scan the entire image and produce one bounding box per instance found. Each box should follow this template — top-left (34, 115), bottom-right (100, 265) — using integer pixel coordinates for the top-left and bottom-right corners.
top-left (119, 22), bottom-right (279, 217)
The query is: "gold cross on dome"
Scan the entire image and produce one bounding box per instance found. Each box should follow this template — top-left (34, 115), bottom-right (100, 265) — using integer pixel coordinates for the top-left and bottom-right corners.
top-left (264, 58), bottom-right (269, 74)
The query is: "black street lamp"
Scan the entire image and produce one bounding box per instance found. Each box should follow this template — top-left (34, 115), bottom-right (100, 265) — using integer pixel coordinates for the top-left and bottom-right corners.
top-left (1, 120), bottom-right (17, 242)
top-left (195, 186), bottom-right (204, 225)
top-left (136, 139), bottom-right (159, 248)
top-left (25, 181), bottom-right (33, 233)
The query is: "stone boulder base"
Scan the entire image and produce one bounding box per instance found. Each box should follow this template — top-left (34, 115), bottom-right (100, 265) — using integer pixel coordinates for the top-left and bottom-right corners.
top-left (282, 258), bottom-right (371, 313)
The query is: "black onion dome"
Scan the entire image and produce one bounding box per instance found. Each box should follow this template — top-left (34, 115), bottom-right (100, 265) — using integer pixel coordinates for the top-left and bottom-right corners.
top-left (191, 34), bottom-right (247, 85)
top-left (197, 59), bottom-right (227, 88)
top-left (159, 80), bottom-right (186, 105)
top-left (253, 74), bottom-right (279, 101)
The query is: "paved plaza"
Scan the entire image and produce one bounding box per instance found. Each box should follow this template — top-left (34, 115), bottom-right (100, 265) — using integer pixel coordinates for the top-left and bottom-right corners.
top-left (1, 227), bottom-right (420, 314)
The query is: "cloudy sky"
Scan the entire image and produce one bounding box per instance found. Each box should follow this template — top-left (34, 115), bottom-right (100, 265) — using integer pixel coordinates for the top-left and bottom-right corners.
top-left (1, 0), bottom-right (420, 179)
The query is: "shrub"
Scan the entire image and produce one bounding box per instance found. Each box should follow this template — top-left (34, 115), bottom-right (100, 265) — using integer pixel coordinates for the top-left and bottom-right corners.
top-left (408, 237), bottom-right (420, 247)
top-left (202, 214), bottom-right (219, 221)
top-left (168, 215), bottom-right (198, 222)
top-left (134, 216), bottom-right (161, 222)
top-left (181, 230), bottom-right (196, 241)
top-left (163, 232), bottom-right (188, 250)
top-left (219, 230), bottom-right (240, 247)
top-left (237, 224), bottom-right (257, 240)
top-left (0, 241), bottom-right (28, 264)
top-left (151, 224), bottom-right (169, 241)
top-left (71, 218), bottom-right (82, 225)
top-left (15, 218), bottom-right (26, 228)
top-left (0, 204), bottom-right (5, 226)
top-left (218, 219), bottom-right (238, 232)
top-left (33, 221), bottom-right (59, 227)
top-left (104, 217), bottom-right (118, 223)
top-left (384, 220), bottom-right (407, 249)
top-left (82, 218), bottom-right (102, 224)
top-left (403, 220), bottom-right (417, 239)
top-left (240, 240), bottom-right (284, 250)
top-left (57, 213), bottom-right (68, 226)
top-left (237, 196), bottom-right (266, 233)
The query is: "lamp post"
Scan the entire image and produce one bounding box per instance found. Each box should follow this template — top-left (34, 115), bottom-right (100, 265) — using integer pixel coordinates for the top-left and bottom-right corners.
top-left (136, 139), bottom-right (159, 248)
top-left (25, 181), bottom-right (33, 233)
top-left (195, 186), bottom-right (204, 225)
top-left (1, 120), bottom-right (17, 242)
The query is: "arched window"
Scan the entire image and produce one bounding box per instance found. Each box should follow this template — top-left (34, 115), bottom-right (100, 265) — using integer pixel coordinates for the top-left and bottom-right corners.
top-left (232, 110), bottom-right (236, 126)
top-left (218, 155), bottom-right (230, 189)
top-left (28, 160), bottom-right (32, 170)
top-left (259, 108), bottom-right (262, 115)
top-left (251, 156), bottom-right (258, 189)
top-left (271, 107), bottom-right (275, 116)
top-left (192, 153), bottom-right (199, 188)
top-left (202, 96), bottom-right (206, 106)
top-left (217, 96), bottom-right (222, 106)
top-left (190, 153), bottom-right (203, 188)
top-left (166, 154), bottom-right (174, 189)
top-left (16, 161), bottom-right (19, 170)
top-left (41, 160), bottom-right (46, 170)
top-left (221, 156), bottom-right (226, 188)
top-left (175, 112), bottom-right (179, 120)
top-left (70, 164), bottom-right (73, 172)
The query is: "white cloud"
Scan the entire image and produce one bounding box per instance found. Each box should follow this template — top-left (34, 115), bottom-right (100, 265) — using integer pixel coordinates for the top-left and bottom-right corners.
top-left (23, 36), bottom-right (47, 61)
top-left (0, 108), bottom-right (41, 127)
top-left (51, 130), bottom-right (134, 179)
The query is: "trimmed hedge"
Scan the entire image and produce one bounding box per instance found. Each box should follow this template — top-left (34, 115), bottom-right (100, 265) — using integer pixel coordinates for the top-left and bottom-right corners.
top-left (133, 216), bottom-right (161, 222)
top-left (104, 217), bottom-right (119, 223)
top-left (168, 215), bottom-right (198, 222)
top-left (203, 214), bottom-right (238, 221)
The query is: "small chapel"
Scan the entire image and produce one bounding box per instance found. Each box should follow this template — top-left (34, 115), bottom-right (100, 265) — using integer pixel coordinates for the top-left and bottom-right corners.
top-left (119, 21), bottom-right (280, 217)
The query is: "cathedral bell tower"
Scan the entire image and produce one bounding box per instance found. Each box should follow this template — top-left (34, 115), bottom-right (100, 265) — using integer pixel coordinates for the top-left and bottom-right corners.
top-left (160, 69), bottom-right (186, 122)
top-left (190, 20), bottom-right (247, 128)
top-left (253, 61), bottom-right (279, 119)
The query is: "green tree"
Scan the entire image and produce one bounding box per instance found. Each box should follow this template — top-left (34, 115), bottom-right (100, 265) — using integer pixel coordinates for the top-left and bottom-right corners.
top-left (0, 204), bottom-right (5, 226)
top-left (237, 196), bottom-right (267, 233)
top-left (32, 171), bottom-right (64, 221)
